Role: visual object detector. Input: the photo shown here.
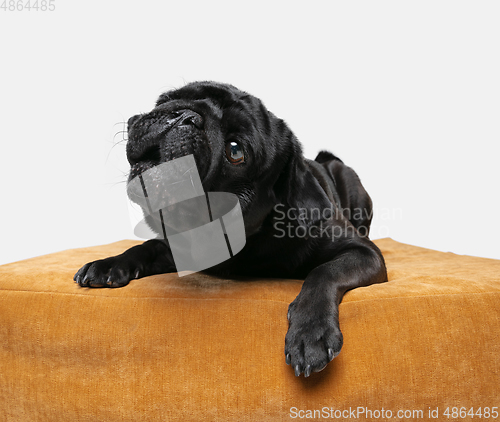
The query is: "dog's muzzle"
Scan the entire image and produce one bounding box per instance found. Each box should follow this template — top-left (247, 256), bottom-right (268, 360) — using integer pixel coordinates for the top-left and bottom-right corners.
top-left (126, 109), bottom-right (209, 180)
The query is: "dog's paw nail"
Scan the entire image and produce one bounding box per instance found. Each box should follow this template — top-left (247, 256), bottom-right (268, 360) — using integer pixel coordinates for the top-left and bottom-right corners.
top-left (81, 275), bottom-right (89, 286)
top-left (134, 270), bottom-right (140, 279)
top-left (304, 365), bottom-right (312, 378)
top-left (328, 348), bottom-right (335, 361)
top-left (294, 364), bottom-right (302, 377)
top-left (106, 276), bottom-right (113, 286)
top-left (285, 353), bottom-right (291, 365)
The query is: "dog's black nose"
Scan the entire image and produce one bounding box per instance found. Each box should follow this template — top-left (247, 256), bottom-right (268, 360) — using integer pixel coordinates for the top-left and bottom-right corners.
top-left (174, 110), bottom-right (203, 129)
top-left (126, 109), bottom-right (205, 168)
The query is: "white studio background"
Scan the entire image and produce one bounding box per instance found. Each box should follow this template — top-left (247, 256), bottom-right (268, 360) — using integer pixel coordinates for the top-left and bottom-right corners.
top-left (0, 1), bottom-right (499, 265)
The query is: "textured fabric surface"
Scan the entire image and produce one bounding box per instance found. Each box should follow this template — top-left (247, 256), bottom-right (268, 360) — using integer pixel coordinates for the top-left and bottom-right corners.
top-left (0, 239), bottom-right (499, 421)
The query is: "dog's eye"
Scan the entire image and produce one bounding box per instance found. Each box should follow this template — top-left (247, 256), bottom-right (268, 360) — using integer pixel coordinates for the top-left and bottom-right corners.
top-left (225, 141), bottom-right (245, 164)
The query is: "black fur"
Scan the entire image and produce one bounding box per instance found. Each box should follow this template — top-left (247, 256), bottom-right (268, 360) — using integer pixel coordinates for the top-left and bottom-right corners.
top-left (74, 81), bottom-right (387, 377)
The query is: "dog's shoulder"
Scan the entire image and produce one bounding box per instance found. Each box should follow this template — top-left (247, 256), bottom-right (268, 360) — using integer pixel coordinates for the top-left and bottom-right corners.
top-left (310, 150), bottom-right (373, 234)
top-left (304, 157), bottom-right (337, 205)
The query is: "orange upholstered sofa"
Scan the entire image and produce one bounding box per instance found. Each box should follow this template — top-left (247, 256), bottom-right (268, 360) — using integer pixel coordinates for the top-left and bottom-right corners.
top-left (1, 238), bottom-right (499, 421)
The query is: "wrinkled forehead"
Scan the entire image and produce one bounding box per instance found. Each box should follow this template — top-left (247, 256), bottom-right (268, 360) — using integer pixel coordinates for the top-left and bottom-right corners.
top-left (156, 82), bottom-right (247, 108)
top-left (155, 82), bottom-right (268, 134)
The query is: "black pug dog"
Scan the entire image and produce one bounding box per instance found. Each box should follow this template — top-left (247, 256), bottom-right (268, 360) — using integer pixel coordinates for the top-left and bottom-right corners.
top-left (75, 81), bottom-right (387, 377)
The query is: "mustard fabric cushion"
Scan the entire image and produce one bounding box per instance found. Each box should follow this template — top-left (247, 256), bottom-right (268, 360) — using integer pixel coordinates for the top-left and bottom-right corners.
top-left (0, 239), bottom-right (499, 421)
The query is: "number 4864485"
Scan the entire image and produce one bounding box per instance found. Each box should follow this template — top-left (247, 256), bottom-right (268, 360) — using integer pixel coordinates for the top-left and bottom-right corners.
top-left (444, 407), bottom-right (499, 419)
top-left (1, 0), bottom-right (56, 11)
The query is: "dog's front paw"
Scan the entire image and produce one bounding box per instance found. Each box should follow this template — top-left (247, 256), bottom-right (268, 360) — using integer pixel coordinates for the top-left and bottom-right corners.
top-left (284, 296), bottom-right (343, 377)
top-left (74, 256), bottom-right (140, 288)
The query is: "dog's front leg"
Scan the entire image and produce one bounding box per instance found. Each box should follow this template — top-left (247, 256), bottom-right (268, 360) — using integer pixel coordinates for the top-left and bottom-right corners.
top-left (74, 239), bottom-right (176, 288)
top-left (284, 243), bottom-right (387, 376)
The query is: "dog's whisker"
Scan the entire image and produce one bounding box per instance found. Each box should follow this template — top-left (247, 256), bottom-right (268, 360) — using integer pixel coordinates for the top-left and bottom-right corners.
top-left (107, 180), bottom-right (128, 187)
top-left (106, 121), bottom-right (130, 165)
top-left (106, 140), bottom-right (128, 165)
top-left (113, 130), bottom-right (128, 141)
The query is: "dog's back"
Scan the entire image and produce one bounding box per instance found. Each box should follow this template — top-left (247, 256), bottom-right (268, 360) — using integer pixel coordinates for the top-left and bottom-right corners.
top-left (307, 151), bottom-right (373, 237)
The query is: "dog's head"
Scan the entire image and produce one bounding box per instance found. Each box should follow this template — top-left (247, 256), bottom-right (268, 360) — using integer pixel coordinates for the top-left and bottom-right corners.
top-left (126, 81), bottom-right (305, 236)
